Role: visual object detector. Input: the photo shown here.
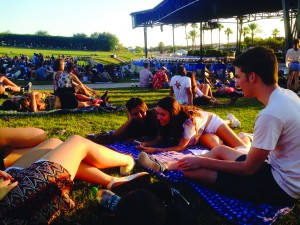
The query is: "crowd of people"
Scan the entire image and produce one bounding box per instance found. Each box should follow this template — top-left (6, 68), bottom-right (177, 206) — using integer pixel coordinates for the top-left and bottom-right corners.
top-left (0, 53), bottom-right (115, 83)
top-left (1, 44), bottom-right (300, 224)
top-left (0, 54), bottom-right (113, 111)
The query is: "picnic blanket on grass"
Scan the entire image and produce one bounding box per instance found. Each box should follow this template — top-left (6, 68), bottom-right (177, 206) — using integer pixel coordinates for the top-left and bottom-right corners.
top-left (0, 105), bottom-right (126, 118)
top-left (106, 141), bottom-right (294, 225)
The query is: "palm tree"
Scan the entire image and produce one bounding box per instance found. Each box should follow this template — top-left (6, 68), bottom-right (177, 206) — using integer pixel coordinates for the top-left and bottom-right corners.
top-left (272, 28), bottom-right (280, 39)
top-left (224, 28), bottom-right (233, 49)
top-left (182, 23), bottom-right (189, 48)
top-left (241, 27), bottom-right (250, 42)
top-left (191, 23), bottom-right (198, 30)
top-left (217, 23), bottom-right (224, 49)
top-left (188, 23), bottom-right (199, 50)
top-left (272, 28), bottom-right (280, 52)
top-left (247, 23), bottom-right (262, 47)
top-left (187, 30), bottom-right (199, 50)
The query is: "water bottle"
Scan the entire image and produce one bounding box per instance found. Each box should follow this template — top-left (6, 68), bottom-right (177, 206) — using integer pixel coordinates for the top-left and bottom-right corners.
top-left (92, 187), bottom-right (121, 211)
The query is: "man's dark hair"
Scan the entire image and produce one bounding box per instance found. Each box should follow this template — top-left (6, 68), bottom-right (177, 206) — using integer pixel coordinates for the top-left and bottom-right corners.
top-left (233, 46), bottom-right (278, 85)
top-left (293, 39), bottom-right (299, 45)
top-left (176, 65), bottom-right (186, 76)
top-left (125, 97), bottom-right (148, 112)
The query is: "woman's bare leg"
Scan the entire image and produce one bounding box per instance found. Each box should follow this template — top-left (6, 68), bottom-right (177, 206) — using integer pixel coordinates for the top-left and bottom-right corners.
top-left (0, 128), bottom-right (47, 151)
top-left (287, 71), bottom-right (295, 89)
top-left (199, 133), bottom-right (224, 149)
top-left (9, 138), bottom-right (63, 168)
top-left (293, 71), bottom-right (299, 91)
top-left (8, 138), bottom-right (118, 187)
top-left (215, 124), bottom-right (247, 148)
top-left (40, 135), bottom-right (133, 180)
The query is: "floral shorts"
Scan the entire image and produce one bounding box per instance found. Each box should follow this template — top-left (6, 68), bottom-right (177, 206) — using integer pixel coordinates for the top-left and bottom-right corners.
top-left (0, 161), bottom-right (74, 224)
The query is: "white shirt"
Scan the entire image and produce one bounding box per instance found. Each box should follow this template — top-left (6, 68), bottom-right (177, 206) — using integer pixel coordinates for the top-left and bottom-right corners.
top-left (285, 48), bottom-right (300, 67)
top-left (169, 75), bottom-right (191, 104)
top-left (252, 87), bottom-right (300, 199)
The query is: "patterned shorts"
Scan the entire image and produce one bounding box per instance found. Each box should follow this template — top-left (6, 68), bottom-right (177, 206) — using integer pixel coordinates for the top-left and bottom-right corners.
top-left (45, 95), bottom-right (56, 111)
top-left (0, 161), bottom-right (74, 224)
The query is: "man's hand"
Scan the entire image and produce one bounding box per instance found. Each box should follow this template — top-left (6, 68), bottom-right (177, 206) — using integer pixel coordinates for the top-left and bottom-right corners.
top-left (178, 156), bottom-right (204, 171)
top-left (136, 145), bottom-right (158, 154)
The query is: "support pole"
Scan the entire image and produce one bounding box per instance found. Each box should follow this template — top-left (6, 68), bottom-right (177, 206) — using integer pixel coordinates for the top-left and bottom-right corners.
top-left (172, 24), bottom-right (175, 55)
top-left (144, 26), bottom-right (148, 58)
top-left (282, 0), bottom-right (292, 51)
top-left (297, 0), bottom-right (300, 38)
top-left (200, 22), bottom-right (203, 60)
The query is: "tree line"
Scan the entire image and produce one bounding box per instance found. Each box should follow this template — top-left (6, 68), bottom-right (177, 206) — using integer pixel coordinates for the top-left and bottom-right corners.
top-left (0, 31), bottom-right (121, 51)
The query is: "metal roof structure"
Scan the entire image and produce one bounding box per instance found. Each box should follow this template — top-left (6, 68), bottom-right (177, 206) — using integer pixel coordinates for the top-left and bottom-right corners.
top-left (131, 0), bottom-right (298, 27)
top-left (130, 0), bottom-right (299, 57)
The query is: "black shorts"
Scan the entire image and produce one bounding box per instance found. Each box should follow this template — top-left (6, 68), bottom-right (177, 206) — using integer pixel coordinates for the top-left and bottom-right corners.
top-left (57, 87), bottom-right (78, 109)
top-left (193, 97), bottom-right (210, 105)
top-left (215, 155), bottom-right (295, 205)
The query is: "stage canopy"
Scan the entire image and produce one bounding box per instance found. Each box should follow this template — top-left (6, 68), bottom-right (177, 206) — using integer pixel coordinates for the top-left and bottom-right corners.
top-left (131, 0), bottom-right (299, 28)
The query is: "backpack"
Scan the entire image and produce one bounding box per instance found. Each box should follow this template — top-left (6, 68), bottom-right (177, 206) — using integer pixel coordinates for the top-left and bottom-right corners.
top-left (146, 182), bottom-right (198, 225)
top-left (97, 182), bottom-right (198, 225)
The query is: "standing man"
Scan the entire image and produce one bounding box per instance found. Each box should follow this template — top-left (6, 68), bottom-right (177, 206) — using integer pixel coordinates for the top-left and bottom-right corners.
top-left (139, 61), bottom-right (153, 88)
top-left (286, 39), bottom-right (300, 92)
top-left (169, 65), bottom-right (193, 105)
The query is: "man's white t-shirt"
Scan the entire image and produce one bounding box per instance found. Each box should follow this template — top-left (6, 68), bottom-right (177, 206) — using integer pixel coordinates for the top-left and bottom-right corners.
top-left (169, 75), bottom-right (191, 104)
top-left (252, 87), bottom-right (300, 199)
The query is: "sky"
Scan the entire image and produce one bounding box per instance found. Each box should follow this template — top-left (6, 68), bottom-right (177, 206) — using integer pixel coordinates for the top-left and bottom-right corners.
top-left (0, 0), bottom-right (285, 48)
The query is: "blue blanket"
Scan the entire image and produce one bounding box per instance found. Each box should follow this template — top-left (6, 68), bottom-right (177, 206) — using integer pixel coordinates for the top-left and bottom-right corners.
top-left (106, 142), bottom-right (294, 225)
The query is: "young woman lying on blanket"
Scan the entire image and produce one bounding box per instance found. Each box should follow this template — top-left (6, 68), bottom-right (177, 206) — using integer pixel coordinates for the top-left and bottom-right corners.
top-left (1, 90), bottom-right (106, 112)
top-left (0, 132), bottom-right (149, 224)
top-left (136, 96), bottom-right (250, 153)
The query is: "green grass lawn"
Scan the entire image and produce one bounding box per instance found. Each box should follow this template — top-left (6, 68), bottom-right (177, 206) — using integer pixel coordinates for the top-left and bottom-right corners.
top-left (0, 88), bottom-right (299, 224)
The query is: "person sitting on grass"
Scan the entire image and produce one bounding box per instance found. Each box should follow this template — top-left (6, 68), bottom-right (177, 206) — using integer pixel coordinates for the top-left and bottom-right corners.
top-left (56, 61), bottom-right (105, 109)
top-left (0, 134), bottom-right (150, 224)
top-left (186, 71), bottom-right (237, 105)
top-left (52, 58), bottom-right (98, 98)
top-left (138, 46), bottom-right (300, 206)
top-left (135, 96), bottom-right (247, 153)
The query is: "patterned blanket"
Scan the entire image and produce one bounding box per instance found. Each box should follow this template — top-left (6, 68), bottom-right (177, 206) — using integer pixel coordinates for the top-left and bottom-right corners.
top-left (106, 142), bottom-right (294, 225)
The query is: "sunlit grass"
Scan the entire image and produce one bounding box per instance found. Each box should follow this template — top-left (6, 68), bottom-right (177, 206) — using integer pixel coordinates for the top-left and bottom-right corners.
top-left (0, 88), bottom-right (298, 224)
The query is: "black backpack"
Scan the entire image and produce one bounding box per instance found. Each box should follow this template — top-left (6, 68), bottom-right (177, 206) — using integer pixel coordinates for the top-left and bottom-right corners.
top-left (145, 182), bottom-right (198, 225)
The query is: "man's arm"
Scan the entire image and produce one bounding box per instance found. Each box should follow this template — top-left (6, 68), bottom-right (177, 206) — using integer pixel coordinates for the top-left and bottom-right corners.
top-left (113, 110), bottom-right (133, 138)
top-left (169, 86), bottom-right (174, 97)
top-left (185, 87), bottom-right (193, 106)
